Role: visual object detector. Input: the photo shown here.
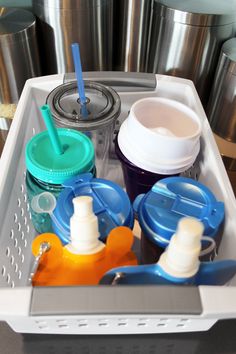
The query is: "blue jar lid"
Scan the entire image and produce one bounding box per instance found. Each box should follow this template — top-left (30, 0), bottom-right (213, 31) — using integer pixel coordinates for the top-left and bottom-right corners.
top-left (52, 173), bottom-right (134, 244)
top-left (134, 177), bottom-right (225, 248)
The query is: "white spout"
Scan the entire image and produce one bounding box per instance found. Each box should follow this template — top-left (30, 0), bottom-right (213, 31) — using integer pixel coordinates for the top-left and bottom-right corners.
top-left (158, 217), bottom-right (203, 278)
top-left (66, 196), bottom-right (105, 255)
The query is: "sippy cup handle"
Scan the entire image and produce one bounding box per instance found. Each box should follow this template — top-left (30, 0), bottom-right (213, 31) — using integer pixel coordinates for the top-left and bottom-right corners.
top-left (106, 226), bottom-right (134, 256)
top-left (28, 241), bottom-right (50, 285)
top-left (31, 233), bottom-right (63, 271)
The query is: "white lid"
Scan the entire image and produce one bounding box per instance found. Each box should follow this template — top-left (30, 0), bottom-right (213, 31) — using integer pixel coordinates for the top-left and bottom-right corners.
top-left (118, 97), bottom-right (201, 174)
top-left (66, 196), bottom-right (105, 255)
top-left (158, 217), bottom-right (203, 278)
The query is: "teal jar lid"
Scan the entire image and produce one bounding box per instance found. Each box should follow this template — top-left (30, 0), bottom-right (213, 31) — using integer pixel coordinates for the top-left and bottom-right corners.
top-left (26, 128), bottom-right (95, 184)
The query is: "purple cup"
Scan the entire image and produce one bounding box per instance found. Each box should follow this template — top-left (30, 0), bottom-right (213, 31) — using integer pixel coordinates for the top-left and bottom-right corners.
top-left (114, 135), bottom-right (177, 202)
top-left (115, 97), bottom-right (201, 202)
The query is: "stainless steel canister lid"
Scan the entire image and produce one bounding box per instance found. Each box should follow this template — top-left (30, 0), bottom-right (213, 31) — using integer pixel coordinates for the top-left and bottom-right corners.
top-left (0, 7), bottom-right (36, 41)
top-left (220, 38), bottom-right (236, 75)
top-left (0, 8), bottom-right (41, 117)
top-left (47, 81), bottom-right (121, 131)
top-left (207, 38), bottom-right (236, 142)
top-left (33, 0), bottom-right (109, 10)
top-left (153, 0), bottom-right (236, 26)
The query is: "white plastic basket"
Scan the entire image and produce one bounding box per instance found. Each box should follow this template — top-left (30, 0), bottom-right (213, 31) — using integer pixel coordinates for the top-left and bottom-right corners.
top-left (0, 73), bottom-right (236, 335)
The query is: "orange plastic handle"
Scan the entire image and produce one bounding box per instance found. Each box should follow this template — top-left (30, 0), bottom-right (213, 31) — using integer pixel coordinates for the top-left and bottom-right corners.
top-left (106, 226), bottom-right (134, 256)
top-left (32, 233), bottom-right (63, 269)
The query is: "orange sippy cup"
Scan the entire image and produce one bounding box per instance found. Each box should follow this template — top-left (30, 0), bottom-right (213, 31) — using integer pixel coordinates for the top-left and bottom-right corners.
top-left (32, 196), bottom-right (137, 286)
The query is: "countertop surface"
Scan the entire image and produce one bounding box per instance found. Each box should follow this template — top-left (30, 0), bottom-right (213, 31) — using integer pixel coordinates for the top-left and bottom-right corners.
top-left (1, 319), bottom-right (236, 354)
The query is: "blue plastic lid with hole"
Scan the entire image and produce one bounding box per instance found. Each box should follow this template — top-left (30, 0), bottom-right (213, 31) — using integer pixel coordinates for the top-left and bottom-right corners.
top-left (133, 176), bottom-right (225, 248)
top-left (52, 173), bottom-right (134, 244)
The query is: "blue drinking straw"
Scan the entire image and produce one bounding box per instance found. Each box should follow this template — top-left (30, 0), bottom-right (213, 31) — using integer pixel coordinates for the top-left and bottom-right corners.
top-left (40, 105), bottom-right (63, 155)
top-left (71, 43), bottom-right (87, 105)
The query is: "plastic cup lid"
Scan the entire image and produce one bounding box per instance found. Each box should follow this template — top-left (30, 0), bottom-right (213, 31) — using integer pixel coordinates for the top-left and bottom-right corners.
top-left (52, 173), bottom-right (134, 244)
top-left (135, 176), bottom-right (225, 246)
top-left (46, 80), bottom-right (121, 130)
top-left (118, 97), bottom-right (201, 174)
top-left (26, 128), bottom-right (95, 184)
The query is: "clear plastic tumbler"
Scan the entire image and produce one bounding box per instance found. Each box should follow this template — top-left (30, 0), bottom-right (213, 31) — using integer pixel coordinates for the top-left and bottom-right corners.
top-left (47, 80), bottom-right (121, 178)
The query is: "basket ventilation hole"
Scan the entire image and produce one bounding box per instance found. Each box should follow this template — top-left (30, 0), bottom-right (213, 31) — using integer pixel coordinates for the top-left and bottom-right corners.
top-left (38, 325), bottom-right (49, 330)
top-left (1, 266), bottom-right (6, 276)
top-left (137, 322), bottom-right (147, 327)
top-left (14, 214), bottom-right (17, 223)
top-left (56, 320), bottom-right (67, 324)
top-left (18, 247), bottom-right (21, 256)
top-left (157, 323), bottom-right (166, 327)
top-left (20, 184), bottom-right (24, 194)
top-left (5, 247), bottom-right (10, 257)
top-left (98, 321), bottom-right (108, 327)
top-left (35, 321), bottom-right (50, 330)
top-left (176, 323), bottom-right (185, 328)
top-left (18, 270), bottom-right (22, 279)
top-left (58, 324), bottom-right (69, 329)
top-left (77, 320), bottom-right (88, 328)
top-left (117, 322), bottom-right (127, 327)
top-left (6, 274), bottom-right (10, 284)
top-left (10, 230), bottom-right (14, 239)
top-left (180, 319), bottom-right (189, 323)
top-left (17, 198), bottom-right (21, 207)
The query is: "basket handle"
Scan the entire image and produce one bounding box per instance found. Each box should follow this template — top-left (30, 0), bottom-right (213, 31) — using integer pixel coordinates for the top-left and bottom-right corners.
top-left (64, 71), bottom-right (157, 90)
top-left (0, 287), bottom-right (32, 320)
top-left (199, 286), bottom-right (236, 318)
top-left (29, 285), bottom-right (202, 316)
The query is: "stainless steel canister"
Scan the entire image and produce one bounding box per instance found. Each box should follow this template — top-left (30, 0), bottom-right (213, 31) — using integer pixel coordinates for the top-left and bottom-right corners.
top-left (32, 0), bottom-right (113, 74)
top-left (113, 0), bottom-right (152, 72)
top-left (0, 8), bottom-right (41, 118)
top-left (147, 0), bottom-right (236, 107)
top-left (208, 38), bottom-right (236, 142)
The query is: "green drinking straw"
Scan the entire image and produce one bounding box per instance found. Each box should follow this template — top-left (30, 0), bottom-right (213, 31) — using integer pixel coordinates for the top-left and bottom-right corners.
top-left (40, 104), bottom-right (63, 155)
